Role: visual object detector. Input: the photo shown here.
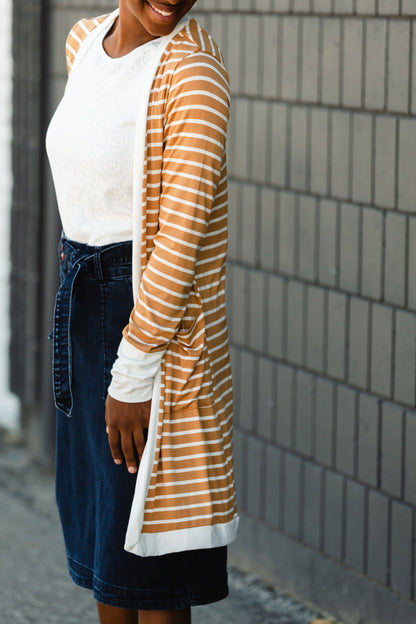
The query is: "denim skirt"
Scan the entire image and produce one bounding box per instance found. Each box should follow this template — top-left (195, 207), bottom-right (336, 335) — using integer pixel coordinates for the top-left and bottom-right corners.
top-left (52, 237), bottom-right (228, 610)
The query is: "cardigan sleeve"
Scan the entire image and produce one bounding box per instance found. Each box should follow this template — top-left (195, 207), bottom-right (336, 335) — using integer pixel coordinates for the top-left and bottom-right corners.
top-left (65, 20), bottom-right (86, 75)
top-left (108, 51), bottom-right (230, 400)
top-left (107, 337), bottom-right (162, 402)
top-left (126, 51), bottom-right (230, 352)
top-left (65, 15), bottom-right (109, 75)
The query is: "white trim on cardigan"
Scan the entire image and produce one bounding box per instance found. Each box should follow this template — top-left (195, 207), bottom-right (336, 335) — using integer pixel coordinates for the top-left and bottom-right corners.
top-left (126, 516), bottom-right (239, 557)
top-left (126, 16), bottom-right (193, 556)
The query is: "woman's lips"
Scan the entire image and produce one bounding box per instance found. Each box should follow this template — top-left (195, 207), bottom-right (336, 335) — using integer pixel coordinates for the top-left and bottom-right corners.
top-left (145, 0), bottom-right (182, 20)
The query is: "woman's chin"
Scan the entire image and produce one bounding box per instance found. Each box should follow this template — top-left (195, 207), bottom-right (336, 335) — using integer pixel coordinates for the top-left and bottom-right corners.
top-left (144, 0), bottom-right (183, 25)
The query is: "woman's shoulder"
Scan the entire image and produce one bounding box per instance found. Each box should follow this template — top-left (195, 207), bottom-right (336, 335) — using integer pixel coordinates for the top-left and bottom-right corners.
top-left (160, 18), bottom-right (230, 98)
top-left (162, 18), bottom-right (229, 88)
top-left (169, 18), bottom-right (226, 66)
top-left (65, 13), bottom-right (110, 75)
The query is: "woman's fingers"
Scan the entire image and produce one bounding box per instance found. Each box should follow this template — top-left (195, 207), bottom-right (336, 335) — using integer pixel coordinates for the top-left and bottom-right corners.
top-left (105, 394), bottom-right (152, 473)
top-left (120, 430), bottom-right (138, 474)
top-left (133, 428), bottom-right (146, 463)
top-left (107, 424), bottom-right (145, 473)
top-left (107, 425), bottom-right (123, 465)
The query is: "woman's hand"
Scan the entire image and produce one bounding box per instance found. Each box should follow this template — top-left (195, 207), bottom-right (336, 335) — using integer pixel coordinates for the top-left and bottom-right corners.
top-left (105, 394), bottom-right (151, 474)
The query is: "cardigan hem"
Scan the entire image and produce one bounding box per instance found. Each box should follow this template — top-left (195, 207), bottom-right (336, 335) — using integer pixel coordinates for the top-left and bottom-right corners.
top-left (124, 515), bottom-right (240, 557)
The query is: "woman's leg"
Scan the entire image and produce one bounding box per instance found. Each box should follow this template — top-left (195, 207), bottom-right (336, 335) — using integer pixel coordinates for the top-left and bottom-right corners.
top-left (138, 608), bottom-right (191, 624)
top-left (96, 601), bottom-right (139, 623)
top-left (96, 603), bottom-right (191, 623)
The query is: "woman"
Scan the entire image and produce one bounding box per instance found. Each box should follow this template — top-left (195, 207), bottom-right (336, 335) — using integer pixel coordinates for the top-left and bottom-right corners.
top-left (45, 1), bottom-right (238, 623)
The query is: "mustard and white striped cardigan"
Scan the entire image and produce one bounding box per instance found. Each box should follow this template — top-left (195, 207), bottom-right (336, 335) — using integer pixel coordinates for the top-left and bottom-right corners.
top-left (65, 9), bottom-right (239, 556)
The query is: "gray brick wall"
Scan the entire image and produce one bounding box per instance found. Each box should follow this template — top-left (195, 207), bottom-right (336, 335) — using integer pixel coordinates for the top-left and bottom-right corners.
top-left (192, 1), bottom-right (416, 622)
top-left (10, 0), bottom-right (45, 404)
top-left (33, 0), bottom-right (416, 622)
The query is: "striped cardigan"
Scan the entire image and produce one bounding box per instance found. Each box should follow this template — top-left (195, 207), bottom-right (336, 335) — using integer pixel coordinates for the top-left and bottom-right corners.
top-left (65, 10), bottom-right (239, 556)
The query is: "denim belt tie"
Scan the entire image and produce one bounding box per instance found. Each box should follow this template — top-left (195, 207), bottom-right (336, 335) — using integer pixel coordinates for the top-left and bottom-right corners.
top-left (52, 238), bottom-right (133, 417)
top-left (52, 248), bottom-right (96, 417)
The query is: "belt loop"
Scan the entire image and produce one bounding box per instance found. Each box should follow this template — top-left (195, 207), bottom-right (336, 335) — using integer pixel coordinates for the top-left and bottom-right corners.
top-left (94, 246), bottom-right (104, 281)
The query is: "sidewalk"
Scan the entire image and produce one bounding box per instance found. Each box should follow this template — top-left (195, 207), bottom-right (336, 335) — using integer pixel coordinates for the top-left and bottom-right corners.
top-left (0, 438), bottom-right (334, 624)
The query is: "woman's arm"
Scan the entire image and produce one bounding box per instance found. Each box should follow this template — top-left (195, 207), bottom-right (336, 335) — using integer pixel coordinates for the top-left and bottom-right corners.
top-left (106, 50), bottom-right (230, 472)
top-left (124, 50), bottom-right (230, 353)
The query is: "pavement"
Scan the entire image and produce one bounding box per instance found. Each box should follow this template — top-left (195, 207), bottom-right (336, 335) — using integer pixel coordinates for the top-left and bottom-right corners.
top-left (0, 435), bottom-right (336, 624)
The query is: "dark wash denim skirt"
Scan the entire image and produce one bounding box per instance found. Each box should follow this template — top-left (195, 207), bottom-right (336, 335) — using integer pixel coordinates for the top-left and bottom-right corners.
top-left (52, 237), bottom-right (228, 610)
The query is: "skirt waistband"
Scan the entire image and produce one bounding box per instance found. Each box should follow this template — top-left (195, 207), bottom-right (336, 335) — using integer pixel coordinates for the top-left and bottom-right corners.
top-left (60, 237), bottom-right (132, 281)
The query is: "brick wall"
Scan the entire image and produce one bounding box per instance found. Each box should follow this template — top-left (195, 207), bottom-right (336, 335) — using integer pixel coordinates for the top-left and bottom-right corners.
top-left (10, 0), bottom-right (61, 457)
top-left (193, 2), bottom-right (416, 623)
top-left (42, 1), bottom-right (416, 622)
top-left (10, 0), bottom-right (45, 405)
top-left (0, 0), bottom-right (19, 429)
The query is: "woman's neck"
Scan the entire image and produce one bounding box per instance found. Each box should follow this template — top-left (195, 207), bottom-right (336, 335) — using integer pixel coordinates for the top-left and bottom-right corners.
top-left (103, 8), bottom-right (159, 59)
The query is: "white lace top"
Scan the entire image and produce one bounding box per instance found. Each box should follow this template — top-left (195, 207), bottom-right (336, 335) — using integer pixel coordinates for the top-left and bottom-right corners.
top-left (46, 17), bottom-right (163, 246)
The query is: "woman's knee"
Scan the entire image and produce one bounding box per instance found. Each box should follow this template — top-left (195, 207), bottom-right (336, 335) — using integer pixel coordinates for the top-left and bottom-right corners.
top-left (96, 601), bottom-right (138, 624)
top-left (138, 607), bottom-right (191, 624)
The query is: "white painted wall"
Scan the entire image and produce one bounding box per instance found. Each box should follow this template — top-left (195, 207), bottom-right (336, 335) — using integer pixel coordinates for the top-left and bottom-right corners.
top-left (0, 0), bottom-right (20, 429)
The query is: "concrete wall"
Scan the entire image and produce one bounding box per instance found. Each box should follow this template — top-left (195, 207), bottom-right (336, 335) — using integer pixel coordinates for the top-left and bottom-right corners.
top-left (0, 0), bottom-right (19, 430)
top-left (40, 1), bottom-right (416, 622)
